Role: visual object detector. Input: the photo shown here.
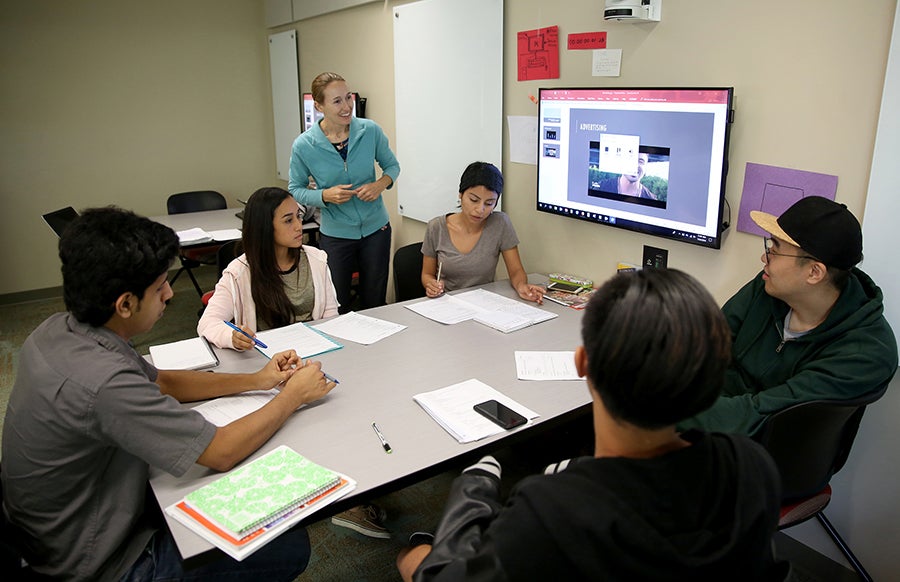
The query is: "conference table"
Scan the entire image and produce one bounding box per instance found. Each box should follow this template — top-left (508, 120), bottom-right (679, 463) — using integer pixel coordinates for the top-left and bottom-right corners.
top-left (149, 207), bottom-right (320, 246)
top-left (149, 276), bottom-right (591, 560)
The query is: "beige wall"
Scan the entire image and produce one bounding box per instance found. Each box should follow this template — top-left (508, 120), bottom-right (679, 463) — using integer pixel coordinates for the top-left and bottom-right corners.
top-left (270, 0), bottom-right (424, 288)
top-left (505, 1), bottom-right (894, 304)
top-left (280, 0), bottom-right (895, 305)
top-left (7, 0), bottom-right (893, 304)
top-left (0, 0), bottom-right (275, 296)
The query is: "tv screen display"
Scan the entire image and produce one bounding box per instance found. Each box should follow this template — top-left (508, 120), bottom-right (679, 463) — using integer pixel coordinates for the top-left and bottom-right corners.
top-left (302, 92), bottom-right (359, 132)
top-left (536, 87), bottom-right (734, 248)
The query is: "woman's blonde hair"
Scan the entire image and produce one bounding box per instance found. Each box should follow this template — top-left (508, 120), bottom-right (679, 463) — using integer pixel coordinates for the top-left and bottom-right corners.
top-left (311, 72), bottom-right (346, 104)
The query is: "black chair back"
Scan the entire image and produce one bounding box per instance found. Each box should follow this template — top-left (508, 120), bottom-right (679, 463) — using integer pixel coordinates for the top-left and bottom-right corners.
top-left (166, 190), bottom-right (227, 298)
top-left (393, 242), bottom-right (425, 302)
top-left (216, 240), bottom-right (243, 279)
top-left (166, 191), bottom-right (227, 215)
top-left (754, 382), bottom-right (890, 501)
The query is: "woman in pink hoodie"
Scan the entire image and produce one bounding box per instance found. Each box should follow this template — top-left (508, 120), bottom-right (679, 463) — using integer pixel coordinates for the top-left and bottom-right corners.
top-left (198, 187), bottom-right (339, 350)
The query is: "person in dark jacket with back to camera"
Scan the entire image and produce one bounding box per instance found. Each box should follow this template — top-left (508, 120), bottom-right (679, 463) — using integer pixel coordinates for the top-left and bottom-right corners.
top-left (397, 269), bottom-right (786, 582)
top-left (679, 196), bottom-right (897, 437)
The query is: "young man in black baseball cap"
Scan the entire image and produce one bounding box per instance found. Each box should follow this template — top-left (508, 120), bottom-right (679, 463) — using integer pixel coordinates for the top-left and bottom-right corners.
top-left (680, 196), bottom-right (897, 436)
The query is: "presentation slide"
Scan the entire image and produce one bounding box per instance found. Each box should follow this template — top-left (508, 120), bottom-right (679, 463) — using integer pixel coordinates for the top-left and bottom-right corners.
top-left (564, 108), bottom-right (715, 227)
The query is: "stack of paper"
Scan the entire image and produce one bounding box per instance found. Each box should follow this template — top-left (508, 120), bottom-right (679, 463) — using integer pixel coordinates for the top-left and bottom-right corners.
top-left (403, 294), bottom-right (480, 324)
top-left (472, 310), bottom-right (533, 333)
top-left (176, 228), bottom-right (213, 245)
top-left (255, 321), bottom-right (343, 359)
top-left (404, 288), bottom-right (557, 333)
top-left (167, 446), bottom-right (355, 560)
top-left (413, 379), bottom-right (539, 443)
top-left (149, 337), bottom-right (218, 370)
top-left (514, 351), bottom-right (580, 381)
top-left (208, 228), bottom-right (242, 241)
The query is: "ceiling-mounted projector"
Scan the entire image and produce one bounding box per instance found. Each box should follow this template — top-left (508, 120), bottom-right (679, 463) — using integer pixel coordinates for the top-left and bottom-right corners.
top-left (604, 0), bottom-right (662, 22)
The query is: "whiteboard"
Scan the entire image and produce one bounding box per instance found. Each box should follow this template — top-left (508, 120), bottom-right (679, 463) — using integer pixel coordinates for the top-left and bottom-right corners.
top-left (862, 1), bottom-right (900, 362)
top-left (268, 30), bottom-right (301, 181)
top-left (393, 0), bottom-right (503, 222)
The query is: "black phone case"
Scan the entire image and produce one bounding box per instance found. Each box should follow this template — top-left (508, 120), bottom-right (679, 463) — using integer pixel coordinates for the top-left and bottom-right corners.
top-left (474, 400), bottom-right (526, 429)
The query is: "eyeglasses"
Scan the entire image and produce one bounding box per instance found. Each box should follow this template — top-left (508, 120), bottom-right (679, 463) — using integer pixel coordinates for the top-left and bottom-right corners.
top-left (763, 237), bottom-right (815, 261)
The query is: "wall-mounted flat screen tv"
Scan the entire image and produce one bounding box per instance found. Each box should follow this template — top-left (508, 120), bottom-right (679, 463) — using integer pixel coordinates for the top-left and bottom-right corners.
top-left (536, 87), bottom-right (734, 249)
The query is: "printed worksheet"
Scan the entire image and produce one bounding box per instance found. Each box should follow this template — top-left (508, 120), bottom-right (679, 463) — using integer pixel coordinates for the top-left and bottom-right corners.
top-left (514, 351), bottom-right (580, 381)
top-left (255, 322), bottom-right (342, 359)
top-left (311, 311), bottom-right (406, 345)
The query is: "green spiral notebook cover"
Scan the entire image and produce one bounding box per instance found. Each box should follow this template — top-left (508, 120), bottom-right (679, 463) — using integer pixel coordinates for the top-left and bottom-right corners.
top-left (185, 446), bottom-right (340, 537)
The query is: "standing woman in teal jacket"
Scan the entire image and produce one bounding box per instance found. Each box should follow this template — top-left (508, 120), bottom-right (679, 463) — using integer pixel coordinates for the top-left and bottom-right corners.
top-left (289, 72), bottom-right (401, 312)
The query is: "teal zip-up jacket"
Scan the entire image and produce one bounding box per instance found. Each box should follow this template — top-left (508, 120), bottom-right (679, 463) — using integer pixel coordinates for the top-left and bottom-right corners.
top-left (680, 269), bottom-right (897, 436)
top-left (289, 116), bottom-right (400, 239)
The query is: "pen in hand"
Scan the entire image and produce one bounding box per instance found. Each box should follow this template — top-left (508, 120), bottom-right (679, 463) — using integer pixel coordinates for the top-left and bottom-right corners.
top-left (324, 372), bottom-right (340, 384)
top-left (223, 320), bottom-right (268, 349)
top-left (433, 261), bottom-right (444, 296)
top-left (372, 422), bottom-right (392, 454)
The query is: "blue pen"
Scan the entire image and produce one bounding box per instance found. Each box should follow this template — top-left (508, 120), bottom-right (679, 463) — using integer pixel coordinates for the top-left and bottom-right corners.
top-left (223, 320), bottom-right (268, 349)
top-left (324, 372), bottom-right (340, 385)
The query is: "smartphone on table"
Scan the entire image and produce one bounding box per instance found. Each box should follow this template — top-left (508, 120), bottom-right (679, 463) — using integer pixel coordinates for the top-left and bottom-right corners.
top-left (473, 399), bottom-right (527, 429)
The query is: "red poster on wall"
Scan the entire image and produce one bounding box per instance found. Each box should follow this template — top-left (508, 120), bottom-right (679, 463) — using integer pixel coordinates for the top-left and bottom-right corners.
top-left (517, 26), bottom-right (559, 81)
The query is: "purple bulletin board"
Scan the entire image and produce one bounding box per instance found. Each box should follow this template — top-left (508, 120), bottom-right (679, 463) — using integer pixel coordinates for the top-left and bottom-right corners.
top-left (737, 163), bottom-right (838, 236)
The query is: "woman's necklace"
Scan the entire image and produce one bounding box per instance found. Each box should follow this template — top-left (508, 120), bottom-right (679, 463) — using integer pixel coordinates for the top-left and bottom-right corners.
top-left (322, 121), bottom-right (349, 145)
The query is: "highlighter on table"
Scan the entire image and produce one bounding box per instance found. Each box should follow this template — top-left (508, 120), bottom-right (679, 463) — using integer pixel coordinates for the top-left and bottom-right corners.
top-left (372, 422), bottom-right (392, 454)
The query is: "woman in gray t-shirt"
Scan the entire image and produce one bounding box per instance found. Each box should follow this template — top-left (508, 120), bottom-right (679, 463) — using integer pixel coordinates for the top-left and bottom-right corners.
top-left (421, 162), bottom-right (544, 303)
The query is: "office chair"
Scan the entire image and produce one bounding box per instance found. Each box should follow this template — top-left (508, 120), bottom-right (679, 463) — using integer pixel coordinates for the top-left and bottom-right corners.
top-left (198, 240), bottom-right (243, 318)
top-left (166, 191), bottom-right (227, 298)
top-left (754, 379), bottom-right (893, 582)
top-left (41, 206), bottom-right (79, 238)
top-left (392, 242), bottom-right (425, 302)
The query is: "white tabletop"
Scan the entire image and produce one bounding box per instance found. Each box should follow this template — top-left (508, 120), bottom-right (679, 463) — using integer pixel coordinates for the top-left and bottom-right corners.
top-left (149, 207), bottom-right (319, 245)
top-left (149, 276), bottom-right (590, 559)
top-left (150, 208), bottom-right (243, 232)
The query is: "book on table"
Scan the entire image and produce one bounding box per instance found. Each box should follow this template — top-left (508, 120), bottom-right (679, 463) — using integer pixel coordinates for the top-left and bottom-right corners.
top-left (166, 445), bottom-right (355, 560)
top-left (149, 336), bottom-right (219, 370)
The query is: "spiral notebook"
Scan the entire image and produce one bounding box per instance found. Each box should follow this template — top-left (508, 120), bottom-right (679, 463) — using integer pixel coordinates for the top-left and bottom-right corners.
top-left (183, 446), bottom-right (340, 539)
top-left (149, 336), bottom-right (218, 370)
top-left (168, 447), bottom-right (354, 560)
